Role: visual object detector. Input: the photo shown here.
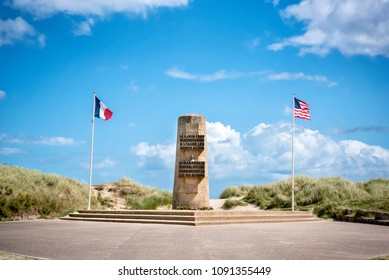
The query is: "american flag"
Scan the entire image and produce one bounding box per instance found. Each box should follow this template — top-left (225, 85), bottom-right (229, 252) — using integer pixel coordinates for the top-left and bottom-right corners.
top-left (294, 97), bottom-right (311, 120)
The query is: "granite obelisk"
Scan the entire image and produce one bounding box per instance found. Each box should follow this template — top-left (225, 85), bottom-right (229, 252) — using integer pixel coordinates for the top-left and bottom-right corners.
top-left (173, 114), bottom-right (209, 209)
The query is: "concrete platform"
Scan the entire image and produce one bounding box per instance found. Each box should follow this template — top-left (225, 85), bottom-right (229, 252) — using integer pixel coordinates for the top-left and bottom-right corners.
top-left (60, 209), bottom-right (321, 225)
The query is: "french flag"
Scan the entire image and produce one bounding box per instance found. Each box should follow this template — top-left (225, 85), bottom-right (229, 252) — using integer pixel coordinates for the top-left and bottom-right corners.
top-left (94, 96), bottom-right (113, 121)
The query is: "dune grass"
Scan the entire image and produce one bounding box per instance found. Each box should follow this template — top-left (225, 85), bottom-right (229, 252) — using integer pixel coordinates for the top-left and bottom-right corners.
top-left (3, 163), bottom-right (387, 220)
top-left (0, 164), bottom-right (88, 219)
top-left (0, 165), bottom-right (173, 220)
top-left (222, 198), bottom-right (248, 209)
top-left (95, 177), bottom-right (172, 210)
top-left (223, 176), bottom-right (389, 218)
top-left (219, 185), bottom-right (252, 199)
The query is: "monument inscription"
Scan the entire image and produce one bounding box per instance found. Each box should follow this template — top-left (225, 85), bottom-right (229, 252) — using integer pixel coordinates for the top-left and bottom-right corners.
top-left (179, 135), bottom-right (205, 150)
top-left (178, 161), bottom-right (205, 177)
top-left (173, 114), bottom-right (210, 209)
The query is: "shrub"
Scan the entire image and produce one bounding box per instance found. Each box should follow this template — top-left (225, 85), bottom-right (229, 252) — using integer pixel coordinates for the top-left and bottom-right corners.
top-left (115, 177), bottom-right (147, 196)
top-left (40, 205), bottom-right (54, 216)
top-left (238, 185), bottom-right (253, 196)
top-left (97, 193), bottom-right (112, 208)
top-left (94, 185), bottom-right (105, 191)
top-left (220, 185), bottom-right (253, 198)
top-left (126, 192), bottom-right (171, 210)
top-left (220, 186), bottom-right (241, 199)
top-left (223, 199), bottom-right (247, 210)
top-left (236, 176), bottom-right (389, 217)
top-left (8, 199), bottom-right (21, 213)
top-left (0, 164), bottom-right (88, 219)
top-left (0, 206), bottom-right (12, 219)
top-left (59, 208), bottom-right (77, 217)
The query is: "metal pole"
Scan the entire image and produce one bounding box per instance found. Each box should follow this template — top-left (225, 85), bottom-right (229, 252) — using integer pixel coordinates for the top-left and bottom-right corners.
top-left (87, 92), bottom-right (96, 210)
top-left (292, 93), bottom-right (295, 211)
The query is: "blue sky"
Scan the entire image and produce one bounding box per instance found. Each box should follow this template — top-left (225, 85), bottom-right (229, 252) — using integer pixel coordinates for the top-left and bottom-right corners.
top-left (1, 0), bottom-right (389, 198)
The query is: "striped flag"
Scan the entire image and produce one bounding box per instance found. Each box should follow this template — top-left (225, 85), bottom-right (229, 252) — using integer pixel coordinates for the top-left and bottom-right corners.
top-left (95, 96), bottom-right (113, 121)
top-left (294, 97), bottom-right (311, 120)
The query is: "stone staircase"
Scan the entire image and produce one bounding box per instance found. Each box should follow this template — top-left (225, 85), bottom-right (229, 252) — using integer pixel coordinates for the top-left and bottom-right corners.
top-left (60, 210), bottom-right (322, 226)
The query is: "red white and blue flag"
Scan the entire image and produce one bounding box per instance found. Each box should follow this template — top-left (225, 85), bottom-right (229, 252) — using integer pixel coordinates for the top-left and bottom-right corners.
top-left (294, 97), bottom-right (311, 120)
top-left (95, 96), bottom-right (113, 121)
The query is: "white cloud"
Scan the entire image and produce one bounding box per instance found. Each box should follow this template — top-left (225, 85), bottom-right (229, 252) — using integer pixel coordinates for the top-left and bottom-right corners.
top-left (131, 121), bottom-right (389, 184)
top-left (284, 105), bottom-right (292, 115)
top-left (34, 136), bottom-right (79, 146)
top-left (37, 34), bottom-right (46, 47)
top-left (94, 157), bottom-right (116, 169)
top-left (164, 67), bottom-right (242, 82)
top-left (0, 133), bottom-right (82, 145)
top-left (165, 67), bottom-right (336, 86)
top-left (0, 147), bottom-right (24, 156)
top-left (266, 71), bottom-right (337, 87)
top-left (248, 37), bottom-right (261, 49)
top-left (266, 0), bottom-right (280, 7)
top-left (243, 122), bottom-right (389, 179)
top-left (165, 67), bottom-right (195, 80)
top-left (9, 0), bottom-right (189, 38)
top-left (11, 0), bottom-right (189, 18)
top-left (207, 122), bottom-right (253, 179)
top-left (81, 157), bottom-right (117, 170)
top-left (0, 17), bottom-right (45, 47)
top-left (72, 18), bottom-right (95, 36)
top-left (268, 42), bottom-right (283, 51)
top-left (127, 79), bottom-right (139, 92)
top-left (130, 141), bottom-right (176, 168)
top-left (334, 126), bottom-right (389, 134)
top-left (0, 133), bottom-right (25, 144)
top-left (0, 90), bottom-right (6, 100)
top-left (269, 0), bottom-right (389, 57)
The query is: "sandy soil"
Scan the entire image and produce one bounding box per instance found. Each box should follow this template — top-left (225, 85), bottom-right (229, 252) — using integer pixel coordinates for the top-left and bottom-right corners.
top-left (209, 199), bottom-right (260, 211)
top-left (92, 185), bottom-right (127, 210)
top-left (93, 185), bottom-right (258, 211)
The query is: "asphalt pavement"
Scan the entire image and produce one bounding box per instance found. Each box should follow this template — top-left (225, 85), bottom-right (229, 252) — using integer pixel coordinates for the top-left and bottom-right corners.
top-left (0, 219), bottom-right (388, 260)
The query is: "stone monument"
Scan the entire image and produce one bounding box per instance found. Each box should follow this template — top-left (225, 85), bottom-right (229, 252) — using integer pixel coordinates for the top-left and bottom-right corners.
top-left (172, 114), bottom-right (210, 209)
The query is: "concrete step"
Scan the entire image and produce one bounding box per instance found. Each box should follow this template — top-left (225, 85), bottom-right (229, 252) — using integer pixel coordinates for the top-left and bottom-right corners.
top-left (69, 213), bottom-right (196, 221)
top-left (77, 210), bottom-right (196, 216)
top-left (195, 217), bottom-right (323, 226)
top-left (60, 216), bottom-right (196, 226)
top-left (61, 210), bottom-right (322, 226)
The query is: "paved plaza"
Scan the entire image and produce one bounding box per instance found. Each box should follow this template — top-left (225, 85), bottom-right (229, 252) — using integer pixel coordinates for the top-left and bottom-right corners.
top-left (0, 219), bottom-right (388, 260)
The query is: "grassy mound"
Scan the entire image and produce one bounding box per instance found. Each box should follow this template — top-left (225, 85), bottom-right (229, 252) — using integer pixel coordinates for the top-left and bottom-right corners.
top-left (0, 165), bottom-right (173, 220)
top-left (0, 164), bottom-right (88, 219)
top-left (219, 185), bottom-right (252, 199)
top-left (94, 177), bottom-right (172, 210)
top-left (222, 198), bottom-right (248, 210)
top-left (222, 176), bottom-right (389, 218)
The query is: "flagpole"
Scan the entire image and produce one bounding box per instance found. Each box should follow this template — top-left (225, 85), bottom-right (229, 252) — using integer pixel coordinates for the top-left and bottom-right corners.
top-left (87, 92), bottom-right (96, 210)
top-left (291, 93), bottom-right (295, 212)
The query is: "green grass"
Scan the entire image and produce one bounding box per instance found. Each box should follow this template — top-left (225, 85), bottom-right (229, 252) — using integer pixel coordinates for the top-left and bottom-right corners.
top-left (0, 165), bottom-right (173, 220)
top-left (222, 198), bottom-right (248, 209)
top-left (370, 256), bottom-right (389, 260)
top-left (0, 164), bottom-right (89, 219)
top-left (126, 192), bottom-right (172, 210)
top-left (224, 176), bottom-right (389, 218)
top-left (219, 185), bottom-right (252, 199)
top-left (95, 177), bottom-right (172, 210)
